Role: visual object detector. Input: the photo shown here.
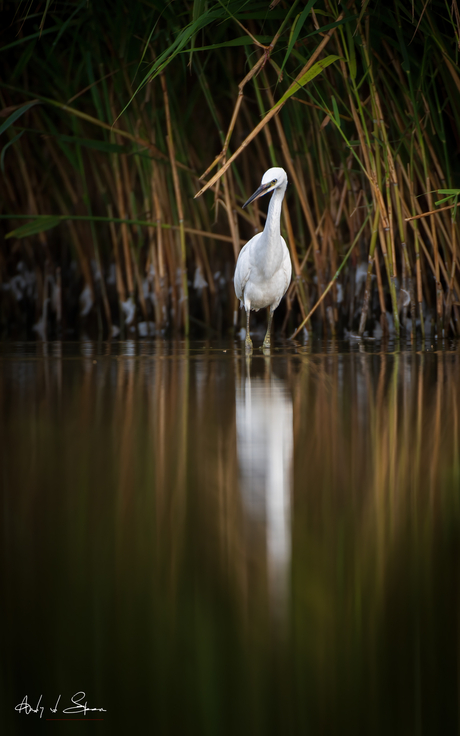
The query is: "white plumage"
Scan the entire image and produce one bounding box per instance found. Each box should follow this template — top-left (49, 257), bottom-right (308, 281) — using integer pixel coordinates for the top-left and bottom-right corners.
top-left (234, 167), bottom-right (292, 349)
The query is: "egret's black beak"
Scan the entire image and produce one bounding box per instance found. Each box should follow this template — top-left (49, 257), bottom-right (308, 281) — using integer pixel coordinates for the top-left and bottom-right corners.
top-left (242, 181), bottom-right (276, 209)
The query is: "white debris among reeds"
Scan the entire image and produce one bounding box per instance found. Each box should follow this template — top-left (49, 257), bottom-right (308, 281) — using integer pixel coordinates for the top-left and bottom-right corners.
top-left (2, 262), bottom-right (36, 301)
top-left (138, 321), bottom-right (155, 337)
top-left (193, 266), bottom-right (207, 291)
top-left (32, 298), bottom-right (49, 340)
top-left (399, 288), bottom-right (410, 309)
top-left (121, 296), bottom-right (136, 325)
top-left (106, 263), bottom-right (117, 285)
top-left (91, 258), bottom-right (102, 281)
top-left (336, 282), bottom-right (343, 304)
top-left (355, 262), bottom-right (368, 291)
top-left (213, 271), bottom-right (226, 288)
top-left (372, 320), bottom-right (383, 340)
top-left (79, 283), bottom-right (93, 316)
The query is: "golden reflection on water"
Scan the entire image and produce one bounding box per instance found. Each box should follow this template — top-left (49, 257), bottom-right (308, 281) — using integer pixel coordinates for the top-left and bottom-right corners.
top-left (2, 341), bottom-right (460, 734)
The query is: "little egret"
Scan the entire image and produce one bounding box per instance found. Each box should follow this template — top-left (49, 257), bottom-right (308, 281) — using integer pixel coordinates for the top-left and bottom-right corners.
top-left (234, 167), bottom-right (292, 349)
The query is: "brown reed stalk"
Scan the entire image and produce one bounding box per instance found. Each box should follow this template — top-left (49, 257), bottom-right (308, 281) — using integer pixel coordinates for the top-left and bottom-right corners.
top-left (358, 208), bottom-right (379, 336)
top-left (112, 149), bottom-right (134, 299)
top-left (107, 203), bottom-right (127, 306)
top-left (426, 177), bottom-right (444, 334)
top-left (161, 73), bottom-right (189, 335)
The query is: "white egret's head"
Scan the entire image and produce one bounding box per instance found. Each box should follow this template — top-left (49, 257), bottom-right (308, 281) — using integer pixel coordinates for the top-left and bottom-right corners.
top-left (242, 167), bottom-right (288, 209)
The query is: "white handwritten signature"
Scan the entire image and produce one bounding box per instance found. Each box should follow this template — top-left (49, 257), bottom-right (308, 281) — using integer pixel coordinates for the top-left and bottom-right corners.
top-left (15, 692), bottom-right (106, 718)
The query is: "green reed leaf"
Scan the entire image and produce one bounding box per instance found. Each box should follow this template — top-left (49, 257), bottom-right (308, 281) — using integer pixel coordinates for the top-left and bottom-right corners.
top-left (0, 100), bottom-right (40, 137)
top-left (275, 55), bottom-right (342, 108)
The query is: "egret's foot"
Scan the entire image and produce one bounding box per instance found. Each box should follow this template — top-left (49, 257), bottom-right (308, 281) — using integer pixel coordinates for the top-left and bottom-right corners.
top-left (263, 312), bottom-right (273, 350)
top-left (245, 336), bottom-right (253, 351)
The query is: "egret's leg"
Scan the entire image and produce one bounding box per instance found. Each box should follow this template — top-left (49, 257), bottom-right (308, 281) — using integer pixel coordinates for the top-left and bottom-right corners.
top-left (245, 309), bottom-right (253, 349)
top-left (263, 309), bottom-right (274, 348)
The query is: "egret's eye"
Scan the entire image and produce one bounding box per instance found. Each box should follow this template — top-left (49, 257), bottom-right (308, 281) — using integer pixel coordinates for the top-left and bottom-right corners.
top-left (271, 179), bottom-right (277, 185)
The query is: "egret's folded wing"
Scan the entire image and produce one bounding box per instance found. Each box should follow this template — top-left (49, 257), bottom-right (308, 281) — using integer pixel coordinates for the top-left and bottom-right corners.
top-left (234, 242), bottom-right (252, 301)
top-left (281, 238), bottom-right (292, 297)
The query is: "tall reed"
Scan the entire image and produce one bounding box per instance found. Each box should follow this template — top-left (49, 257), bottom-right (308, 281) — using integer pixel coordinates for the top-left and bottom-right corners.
top-left (1, 1), bottom-right (459, 339)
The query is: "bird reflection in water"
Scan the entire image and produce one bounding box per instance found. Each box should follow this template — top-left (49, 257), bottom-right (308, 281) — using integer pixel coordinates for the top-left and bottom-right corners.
top-left (235, 355), bottom-right (293, 625)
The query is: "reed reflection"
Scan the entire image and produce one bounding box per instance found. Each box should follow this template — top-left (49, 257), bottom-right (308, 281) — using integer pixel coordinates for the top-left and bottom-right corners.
top-left (2, 342), bottom-right (460, 734)
top-left (236, 356), bottom-right (293, 623)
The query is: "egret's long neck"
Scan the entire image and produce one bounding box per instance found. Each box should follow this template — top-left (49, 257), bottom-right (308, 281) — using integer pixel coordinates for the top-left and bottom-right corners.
top-left (253, 183), bottom-right (286, 278)
top-left (264, 183), bottom-right (286, 245)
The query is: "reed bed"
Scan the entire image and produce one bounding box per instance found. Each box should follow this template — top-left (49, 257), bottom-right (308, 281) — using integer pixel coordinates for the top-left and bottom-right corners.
top-left (1, 0), bottom-right (460, 339)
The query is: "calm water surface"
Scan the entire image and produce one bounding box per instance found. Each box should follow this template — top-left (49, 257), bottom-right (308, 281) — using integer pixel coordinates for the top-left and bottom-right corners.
top-left (2, 339), bottom-right (460, 734)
